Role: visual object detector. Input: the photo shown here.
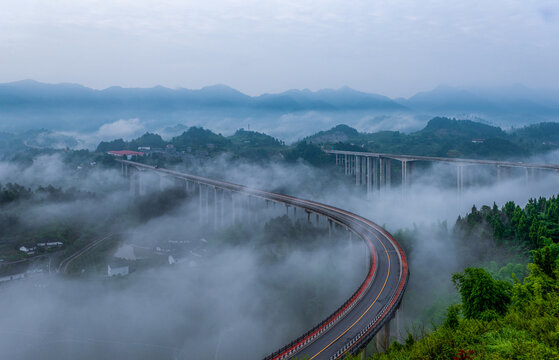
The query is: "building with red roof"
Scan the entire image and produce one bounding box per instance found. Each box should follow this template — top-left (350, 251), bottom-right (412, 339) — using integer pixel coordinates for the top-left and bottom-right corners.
top-left (107, 150), bottom-right (145, 160)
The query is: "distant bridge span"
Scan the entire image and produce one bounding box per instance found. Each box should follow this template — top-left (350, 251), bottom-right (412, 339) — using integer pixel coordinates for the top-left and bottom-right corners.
top-left (118, 159), bottom-right (408, 360)
top-left (325, 149), bottom-right (559, 196)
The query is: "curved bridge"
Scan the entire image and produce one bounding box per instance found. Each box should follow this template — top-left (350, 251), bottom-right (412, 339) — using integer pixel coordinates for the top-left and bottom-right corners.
top-left (118, 160), bottom-right (409, 360)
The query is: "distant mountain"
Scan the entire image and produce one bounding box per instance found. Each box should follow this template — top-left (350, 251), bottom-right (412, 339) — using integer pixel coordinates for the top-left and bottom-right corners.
top-left (398, 84), bottom-right (559, 122)
top-left (0, 80), bottom-right (405, 112)
top-left (1, 80), bottom-right (558, 140)
top-left (253, 87), bottom-right (405, 111)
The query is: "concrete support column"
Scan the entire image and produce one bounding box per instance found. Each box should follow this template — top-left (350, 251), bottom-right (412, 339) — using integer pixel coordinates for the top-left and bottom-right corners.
top-left (457, 165), bottom-right (464, 195)
top-left (379, 158), bottom-right (385, 191)
top-left (328, 219), bottom-right (333, 239)
top-left (130, 170), bottom-right (138, 196)
top-left (246, 196), bottom-right (251, 224)
top-left (396, 306), bottom-right (403, 343)
top-left (315, 214), bottom-right (319, 226)
top-left (345, 155), bottom-right (349, 175)
top-left (198, 183), bottom-right (203, 223)
top-left (205, 184), bottom-right (210, 224)
top-left (231, 193), bottom-right (236, 224)
top-left (386, 159), bottom-right (391, 190)
top-left (497, 165), bottom-right (502, 183)
top-left (366, 157), bottom-right (372, 199)
top-left (138, 172), bottom-right (145, 195)
top-left (221, 189), bottom-right (225, 226)
top-left (376, 320), bottom-right (391, 351)
top-left (306, 210), bottom-right (311, 223)
top-left (293, 206), bottom-right (297, 219)
top-left (213, 186), bottom-right (218, 230)
top-left (286, 204), bottom-right (289, 217)
top-left (362, 157), bottom-right (367, 185)
top-left (401, 160), bottom-right (407, 196)
top-left (372, 158), bottom-right (378, 193)
top-left (355, 156), bottom-right (361, 185)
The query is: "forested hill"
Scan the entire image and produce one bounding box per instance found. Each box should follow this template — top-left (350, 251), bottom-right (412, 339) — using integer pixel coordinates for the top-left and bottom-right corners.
top-left (90, 118), bottom-right (559, 165)
top-left (360, 196), bottom-right (559, 360)
top-left (308, 118), bottom-right (559, 159)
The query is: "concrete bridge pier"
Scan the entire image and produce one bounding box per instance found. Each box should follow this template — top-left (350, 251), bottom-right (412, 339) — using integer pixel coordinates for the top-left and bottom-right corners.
top-left (138, 171), bottom-right (146, 195)
top-left (401, 160), bottom-right (407, 197)
top-left (213, 186), bottom-right (218, 230)
top-left (220, 189), bottom-right (226, 227)
top-left (359, 349), bottom-right (367, 360)
top-left (345, 154), bottom-right (349, 175)
top-left (328, 219), bottom-right (333, 239)
top-left (231, 193), bottom-right (236, 224)
top-left (355, 156), bottom-right (361, 185)
top-left (198, 183), bottom-right (204, 223)
top-left (395, 306), bottom-right (403, 343)
top-left (205, 184), bottom-right (210, 224)
top-left (306, 210), bottom-right (311, 224)
top-left (158, 174), bottom-right (165, 190)
top-left (497, 165), bottom-right (502, 183)
top-left (379, 158), bottom-right (385, 193)
top-left (129, 169), bottom-right (139, 196)
top-left (372, 157), bottom-right (378, 194)
top-left (386, 159), bottom-right (391, 191)
top-left (375, 319), bottom-right (391, 352)
top-left (362, 156), bottom-right (367, 185)
top-left (315, 213), bottom-right (320, 226)
top-left (366, 157), bottom-right (372, 199)
top-left (456, 165), bottom-right (464, 195)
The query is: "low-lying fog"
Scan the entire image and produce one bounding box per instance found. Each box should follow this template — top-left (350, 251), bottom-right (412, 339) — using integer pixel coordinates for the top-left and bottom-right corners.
top-left (1, 150), bottom-right (558, 359)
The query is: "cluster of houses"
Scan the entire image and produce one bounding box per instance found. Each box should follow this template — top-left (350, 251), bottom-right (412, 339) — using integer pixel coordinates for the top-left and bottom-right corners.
top-left (19, 241), bottom-right (63, 255)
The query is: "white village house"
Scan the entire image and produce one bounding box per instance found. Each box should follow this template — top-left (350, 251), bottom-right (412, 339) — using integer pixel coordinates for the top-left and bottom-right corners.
top-left (107, 264), bottom-right (129, 277)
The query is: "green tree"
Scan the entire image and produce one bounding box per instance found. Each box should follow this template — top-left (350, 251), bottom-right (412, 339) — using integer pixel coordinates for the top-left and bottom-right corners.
top-left (533, 245), bottom-right (555, 277)
top-left (452, 267), bottom-right (512, 319)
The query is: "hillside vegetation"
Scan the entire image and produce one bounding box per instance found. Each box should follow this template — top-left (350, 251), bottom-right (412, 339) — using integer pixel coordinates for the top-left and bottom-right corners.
top-left (92, 118), bottom-right (559, 167)
top-left (308, 118), bottom-right (559, 159)
top-left (355, 196), bottom-right (559, 360)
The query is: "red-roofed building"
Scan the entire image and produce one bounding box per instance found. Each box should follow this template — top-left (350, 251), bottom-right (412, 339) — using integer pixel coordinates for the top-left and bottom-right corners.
top-left (107, 150), bottom-right (145, 160)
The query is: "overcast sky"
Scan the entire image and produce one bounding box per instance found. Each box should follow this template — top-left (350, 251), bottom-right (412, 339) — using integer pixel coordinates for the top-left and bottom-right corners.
top-left (1, 0), bottom-right (558, 97)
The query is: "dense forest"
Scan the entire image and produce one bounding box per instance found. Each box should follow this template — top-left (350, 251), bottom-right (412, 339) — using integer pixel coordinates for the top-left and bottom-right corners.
top-left (309, 118), bottom-right (559, 160)
top-left (91, 118), bottom-right (559, 166)
top-left (353, 196), bottom-right (559, 360)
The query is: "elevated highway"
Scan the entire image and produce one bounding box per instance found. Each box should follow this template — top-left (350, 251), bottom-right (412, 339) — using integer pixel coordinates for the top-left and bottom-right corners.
top-left (325, 149), bottom-right (559, 196)
top-left (118, 160), bottom-right (409, 360)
